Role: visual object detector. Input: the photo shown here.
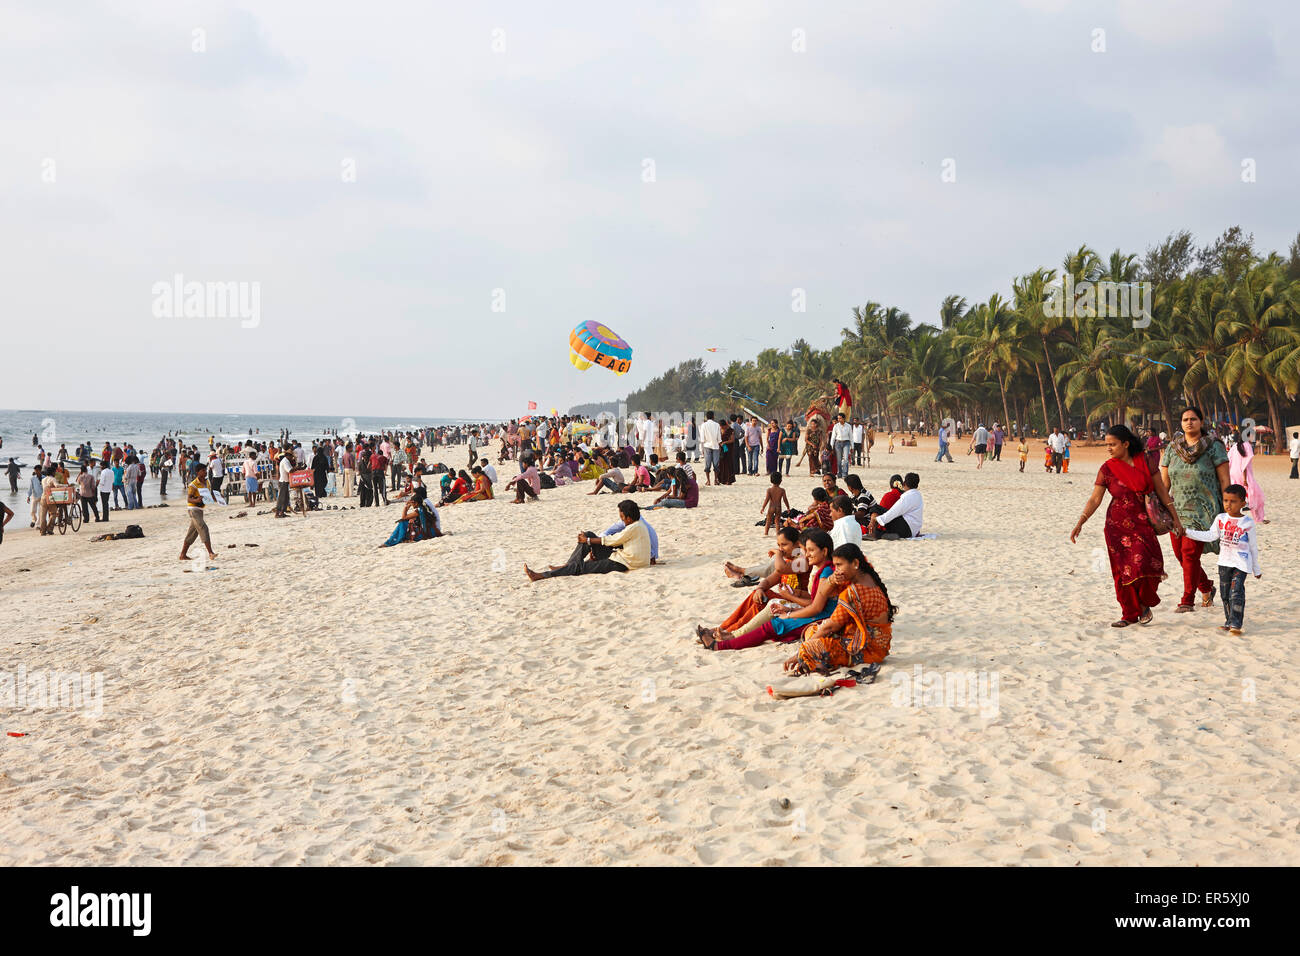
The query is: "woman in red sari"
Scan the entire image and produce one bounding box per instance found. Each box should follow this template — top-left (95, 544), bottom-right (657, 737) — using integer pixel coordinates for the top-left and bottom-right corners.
top-left (1071, 425), bottom-right (1184, 627)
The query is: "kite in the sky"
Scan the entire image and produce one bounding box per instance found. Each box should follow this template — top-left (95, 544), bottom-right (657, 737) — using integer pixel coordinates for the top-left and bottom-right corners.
top-left (1125, 353), bottom-right (1177, 370)
top-left (569, 321), bottom-right (632, 376)
top-left (725, 384), bottom-right (768, 406)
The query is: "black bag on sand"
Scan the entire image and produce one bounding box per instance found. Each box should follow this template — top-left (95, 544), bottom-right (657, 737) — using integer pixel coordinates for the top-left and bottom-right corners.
top-left (539, 473), bottom-right (556, 490)
top-left (123, 524), bottom-right (144, 539)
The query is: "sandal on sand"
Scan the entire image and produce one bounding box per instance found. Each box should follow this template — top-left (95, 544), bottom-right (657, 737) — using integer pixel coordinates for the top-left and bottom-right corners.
top-left (1200, 587), bottom-right (1216, 608)
top-left (1137, 608), bottom-right (1154, 625)
top-left (1229, 627), bottom-right (1243, 636)
top-left (1218, 624), bottom-right (1231, 632)
top-left (1174, 604), bottom-right (1194, 613)
top-left (1110, 618), bottom-right (1136, 628)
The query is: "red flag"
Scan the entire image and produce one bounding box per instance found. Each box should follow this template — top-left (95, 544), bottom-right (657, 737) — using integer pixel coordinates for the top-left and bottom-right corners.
top-left (527, 401), bottom-right (537, 410)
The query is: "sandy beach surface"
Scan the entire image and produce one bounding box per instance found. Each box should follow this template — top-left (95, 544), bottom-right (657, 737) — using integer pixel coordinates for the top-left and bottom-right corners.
top-left (1, 440), bottom-right (1296, 866)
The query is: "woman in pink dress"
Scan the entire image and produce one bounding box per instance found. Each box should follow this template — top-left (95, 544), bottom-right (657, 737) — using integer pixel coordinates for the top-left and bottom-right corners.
top-left (1228, 434), bottom-right (1267, 523)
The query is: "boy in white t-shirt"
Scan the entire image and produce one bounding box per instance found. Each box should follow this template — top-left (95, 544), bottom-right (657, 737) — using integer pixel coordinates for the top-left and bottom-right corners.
top-left (1182, 484), bottom-right (1261, 636)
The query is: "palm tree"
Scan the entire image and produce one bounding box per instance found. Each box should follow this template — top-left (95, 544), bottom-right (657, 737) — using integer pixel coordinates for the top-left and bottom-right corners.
top-left (953, 294), bottom-right (1018, 430)
top-left (1013, 268), bottom-right (1059, 435)
top-left (888, 329), bottom-right (977, 423)
top-left (1219, 263), bottom-right (1300, 451)
top-left (939, 294), bottom-right (967, 330)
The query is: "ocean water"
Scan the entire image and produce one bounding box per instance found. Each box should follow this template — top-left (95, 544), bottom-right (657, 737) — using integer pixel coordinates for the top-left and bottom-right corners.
top-left (0, 409), bottom-right (475, 498)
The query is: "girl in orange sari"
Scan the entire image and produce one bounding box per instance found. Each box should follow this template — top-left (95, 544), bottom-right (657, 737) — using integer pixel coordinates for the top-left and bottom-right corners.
top-left (785, 543), bottom-right (896, 674)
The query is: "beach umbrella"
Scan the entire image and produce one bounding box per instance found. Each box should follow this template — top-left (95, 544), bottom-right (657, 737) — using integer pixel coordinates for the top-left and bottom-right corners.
top-left (569, 321), bottom-right (632, 376)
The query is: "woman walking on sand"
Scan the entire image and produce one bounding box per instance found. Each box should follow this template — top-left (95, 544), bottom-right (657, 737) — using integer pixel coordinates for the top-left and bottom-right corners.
top-left (1161, 407), bottom-right (1230, 613)
top-left (1071, 426), bottom-right (1183, 627)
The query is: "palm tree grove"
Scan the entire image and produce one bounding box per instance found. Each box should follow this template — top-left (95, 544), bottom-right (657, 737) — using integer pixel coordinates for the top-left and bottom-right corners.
top-left (585, 227), bottom-right (1300, 452)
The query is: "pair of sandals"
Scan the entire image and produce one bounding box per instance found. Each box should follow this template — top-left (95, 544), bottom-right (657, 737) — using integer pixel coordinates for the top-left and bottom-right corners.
top-left (695, 625), bottom-right (729, 650)
top-left (731, 575), bottom-right (760, 588)
top-left (1112, 607), bottom-right (1155, 628)
top-left (1174, 587), bottom-right (1217, 614)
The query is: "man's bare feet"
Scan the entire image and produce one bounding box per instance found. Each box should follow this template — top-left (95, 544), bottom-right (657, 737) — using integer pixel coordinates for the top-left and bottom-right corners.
top-left (723, 562), bottom-right (744, 579)
top-left (698, 629), bottom-right (717, 650)
top-left (524, 564), bottom-right (544, 583)
top-left (206, 552), bottom-right (217, 560)
top-left (178, 553), bottom-right (190, 561)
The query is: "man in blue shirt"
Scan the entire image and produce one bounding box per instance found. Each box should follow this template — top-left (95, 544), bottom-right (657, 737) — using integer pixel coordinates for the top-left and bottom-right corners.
top-left (935, 424), bottom-right (954, 463)
top-left (602, 516), bottom-right (658, 563)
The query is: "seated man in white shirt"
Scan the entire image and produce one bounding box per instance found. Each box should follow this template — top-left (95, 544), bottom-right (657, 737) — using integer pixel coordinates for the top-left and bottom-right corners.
top-left (525, 499), bottom-right (651, 580)
top-left (870, 472), bottom-right (923, 539)
top-left (830, 495), bottom-right (864, 548)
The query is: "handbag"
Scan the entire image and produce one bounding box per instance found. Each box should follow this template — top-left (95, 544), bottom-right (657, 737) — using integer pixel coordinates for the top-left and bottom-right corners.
top-left (1145, 492), bottom-right (1173, 534)
top-left (1140, 458), bottom-right (1174, 534)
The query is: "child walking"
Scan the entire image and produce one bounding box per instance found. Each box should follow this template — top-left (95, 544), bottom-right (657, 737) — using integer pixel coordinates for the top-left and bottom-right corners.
top-left (761, 472), bottom-right (790, 536)
top-left (1017, 436), bottom-right (1028, 472)
top-left (1181, 484), bottom-right (1262, 636)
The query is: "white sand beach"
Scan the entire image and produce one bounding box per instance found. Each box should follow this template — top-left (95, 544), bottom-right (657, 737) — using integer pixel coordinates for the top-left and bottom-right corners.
top-left (1, 441), bottom-right (1296, 866)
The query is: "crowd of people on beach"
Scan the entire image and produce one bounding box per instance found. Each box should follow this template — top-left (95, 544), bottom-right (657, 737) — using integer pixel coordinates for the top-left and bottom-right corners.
top-left (2, 401), bottom-right (1288, 670)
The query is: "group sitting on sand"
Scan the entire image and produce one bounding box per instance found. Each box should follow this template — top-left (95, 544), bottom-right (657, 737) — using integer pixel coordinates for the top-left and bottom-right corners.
top-left (700, 529), bottom-right (897, 675)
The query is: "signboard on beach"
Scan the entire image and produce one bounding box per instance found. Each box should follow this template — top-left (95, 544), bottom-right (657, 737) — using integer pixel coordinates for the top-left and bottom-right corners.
top-left (289, 470), bottom-right (314, 489)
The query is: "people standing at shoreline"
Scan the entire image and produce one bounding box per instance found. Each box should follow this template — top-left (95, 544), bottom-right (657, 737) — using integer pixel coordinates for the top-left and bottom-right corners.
top-left (77, 464), bottom-right (99, 523)
top-left (26, 466), bottom-right (42, 527)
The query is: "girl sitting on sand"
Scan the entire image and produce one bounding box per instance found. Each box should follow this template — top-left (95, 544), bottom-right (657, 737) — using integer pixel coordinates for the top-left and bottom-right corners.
top-left (701, 530), bottom-right (837, 651)
top-left (783, 543), bottom-right (896, 674)
top-left (380, 482), bottom-right (442, 547)
top-left (698, 528), bottom-right (807, 643)
top-left (441, 470), bottom-right (471, 504)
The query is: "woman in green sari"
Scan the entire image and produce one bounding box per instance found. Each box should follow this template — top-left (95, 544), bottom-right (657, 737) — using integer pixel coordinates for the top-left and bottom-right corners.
top-left (1160, 406), bottom-right (1230, 612)
top-left (778, 421), bottom-right (799, 476)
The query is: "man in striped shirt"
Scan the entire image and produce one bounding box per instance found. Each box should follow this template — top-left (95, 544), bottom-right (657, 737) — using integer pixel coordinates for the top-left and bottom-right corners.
top-left (179, 463), bottom-right (218, 562)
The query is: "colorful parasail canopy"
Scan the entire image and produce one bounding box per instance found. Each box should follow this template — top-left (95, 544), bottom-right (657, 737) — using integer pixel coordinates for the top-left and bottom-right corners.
top-left (569, 321), bottom-right (632, 376)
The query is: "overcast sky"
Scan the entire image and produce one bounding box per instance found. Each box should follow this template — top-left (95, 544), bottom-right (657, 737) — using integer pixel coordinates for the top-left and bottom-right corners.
top-left (2, 0), bottom-right (1297, 420)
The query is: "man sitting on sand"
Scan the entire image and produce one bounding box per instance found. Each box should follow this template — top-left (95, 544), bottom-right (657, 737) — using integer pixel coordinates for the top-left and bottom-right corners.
top-left (868, 472), bottom-right (923, 540)
top-left (525, 499), bottom-right (651, 580)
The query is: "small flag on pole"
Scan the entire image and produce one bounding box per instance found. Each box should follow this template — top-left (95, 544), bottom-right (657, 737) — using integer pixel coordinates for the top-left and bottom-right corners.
top-left (527, 401), bottom-right (537, 411)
